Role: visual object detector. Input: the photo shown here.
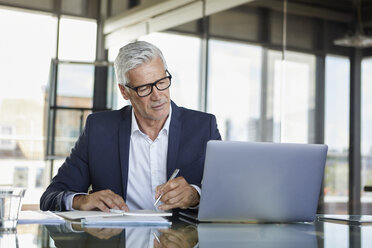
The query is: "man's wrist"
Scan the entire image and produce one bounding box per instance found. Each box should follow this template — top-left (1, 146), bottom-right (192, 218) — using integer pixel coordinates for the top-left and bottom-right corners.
top-left (72, 194), bottom-right (85, 210)
top-left (189, 186), bottom-right (200, 207)
top-left (64, 192), bottom-right (87, 210)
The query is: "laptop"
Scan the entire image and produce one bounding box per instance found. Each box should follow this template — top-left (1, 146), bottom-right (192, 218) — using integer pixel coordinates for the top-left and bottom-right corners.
top-left (180, 141), bottom-right (328, 223)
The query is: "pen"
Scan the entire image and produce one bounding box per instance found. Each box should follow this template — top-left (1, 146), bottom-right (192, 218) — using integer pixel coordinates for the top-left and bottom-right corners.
top-left (154, 168), bottom-right (180, 206)
top-left (153, 232), bottom-right (160, 243)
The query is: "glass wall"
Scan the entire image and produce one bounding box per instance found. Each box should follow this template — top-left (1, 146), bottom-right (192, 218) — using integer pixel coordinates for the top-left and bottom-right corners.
top-left (0, 7), bottom-right (98, 204)
top-left (324, 56), bottom-right (350, 204)
top-left (56, 64), bottom-right (95, 107)
top-left (206, 43), bottom-right (316, 144)
top-left (48, 17), bottom-right (98, 175)
top-left (267, 50), bottom-right (316, 143)
top-left (362, 57), bottom-right (372, 203)
top-left (207, 39), bottom-right (262, 141)
top-left (53, 63), bottom-right (95, 156)
top-left (0, 8), bottom-right (57, 204)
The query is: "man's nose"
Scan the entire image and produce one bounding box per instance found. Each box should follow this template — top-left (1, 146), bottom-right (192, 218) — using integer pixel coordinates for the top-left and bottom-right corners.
top-left (150, 86), bottom-right (161, 99)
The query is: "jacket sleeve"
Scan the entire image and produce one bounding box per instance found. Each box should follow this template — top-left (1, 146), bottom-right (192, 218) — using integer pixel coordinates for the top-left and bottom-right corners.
top-left (210, 114), bottom-right (222, 141)
top-left (40, 115), bottom-right (92, 211)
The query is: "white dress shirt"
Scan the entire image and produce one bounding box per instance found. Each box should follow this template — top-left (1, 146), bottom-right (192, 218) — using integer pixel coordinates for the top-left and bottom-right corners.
top-left (125, 106), bottom-right (172, 210)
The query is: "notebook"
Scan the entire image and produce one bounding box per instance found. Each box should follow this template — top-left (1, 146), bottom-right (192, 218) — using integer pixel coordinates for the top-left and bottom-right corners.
top-left (18, 210), bottom-right (65, 225)
top-left (81, 215), bottom-right (171, 227)
top-left (56, 209), bottom-right (172, 220)
top-left (181, 141), bottom-right (328, 223)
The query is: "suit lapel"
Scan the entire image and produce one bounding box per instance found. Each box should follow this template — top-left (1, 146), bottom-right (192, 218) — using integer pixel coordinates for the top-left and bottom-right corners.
top-left (167, 101), bottom-right (182, 179)
top-left (119, 106), bottom-right (132, 200)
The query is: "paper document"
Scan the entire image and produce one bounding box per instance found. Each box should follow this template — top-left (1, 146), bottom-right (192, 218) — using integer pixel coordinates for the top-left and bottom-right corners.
top-left (18, 210), bottom-right (65, 225)
top-left (56, 210), bottom-right (121, 220)
top-left (56, 210), bottom-right (172, 220)
top-left (110, 209), bottom-right (172, 217)
top-left (82, 215), bottom-right (171, 227)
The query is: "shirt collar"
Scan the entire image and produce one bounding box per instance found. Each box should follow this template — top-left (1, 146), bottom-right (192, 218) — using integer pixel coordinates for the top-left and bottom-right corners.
top-left (131, 104), bottom-right (172, 138)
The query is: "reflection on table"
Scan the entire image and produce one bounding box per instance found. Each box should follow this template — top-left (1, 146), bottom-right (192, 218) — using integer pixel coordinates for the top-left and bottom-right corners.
top-left (2, 215), bottom-right (372, 247)
top-left (198, 223), bottom-right (317, 247)
top-left (44, 220), bottom-right (197, 248)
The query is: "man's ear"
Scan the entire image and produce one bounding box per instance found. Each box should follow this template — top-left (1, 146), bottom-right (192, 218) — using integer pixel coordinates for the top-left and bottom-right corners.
top-left (118, 84), bottom-right (130, 100)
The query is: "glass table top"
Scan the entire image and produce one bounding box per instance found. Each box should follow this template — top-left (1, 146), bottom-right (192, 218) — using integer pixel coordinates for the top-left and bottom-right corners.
top-left (2, 215), bottom-right (372, 247)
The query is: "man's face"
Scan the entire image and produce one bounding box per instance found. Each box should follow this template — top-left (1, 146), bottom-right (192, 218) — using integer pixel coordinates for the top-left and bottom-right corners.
top-left (118, 57), bottom-right (170, 123)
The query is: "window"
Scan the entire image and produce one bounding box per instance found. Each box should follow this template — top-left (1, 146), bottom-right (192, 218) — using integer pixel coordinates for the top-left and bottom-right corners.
top-left (0, 8), bottom-right (57, 203)
top-left (0, 125), bottom-right (16, 150)
top-left (267, 50), bottom-right (316, 143)
top-left (0, 8), bottom-right (99, 205)
top-left (362, 57), bottom-right (372, 203)
top-left (207, 39), bottom-right (262, 141)
top-left (57, 63), bottom-right (95, 107)
top-left (324, 55), bottom-right (350, 203)
top-left (48, 17), bottom-right (100, 168)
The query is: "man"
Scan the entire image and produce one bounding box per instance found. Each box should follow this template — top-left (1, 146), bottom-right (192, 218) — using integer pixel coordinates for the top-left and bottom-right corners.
top-left (40, 41), bottom-right (221, 212)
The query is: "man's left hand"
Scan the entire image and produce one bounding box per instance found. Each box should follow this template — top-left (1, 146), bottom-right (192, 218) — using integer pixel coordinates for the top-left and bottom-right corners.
top-left (155, 177), bottom-right (200, 210)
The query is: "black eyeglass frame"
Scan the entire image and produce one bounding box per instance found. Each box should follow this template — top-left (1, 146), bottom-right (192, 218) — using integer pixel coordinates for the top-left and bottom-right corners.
top-left (125, 70), bottom-right (172, 97)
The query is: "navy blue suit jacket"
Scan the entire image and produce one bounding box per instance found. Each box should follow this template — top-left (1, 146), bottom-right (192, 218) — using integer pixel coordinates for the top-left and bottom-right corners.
top-left (40, 101), bottom-right (221, 211)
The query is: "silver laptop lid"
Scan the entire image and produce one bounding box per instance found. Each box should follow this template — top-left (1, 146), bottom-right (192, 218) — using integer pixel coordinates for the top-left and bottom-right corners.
top-left (198, 141), bottom-right (328, 222)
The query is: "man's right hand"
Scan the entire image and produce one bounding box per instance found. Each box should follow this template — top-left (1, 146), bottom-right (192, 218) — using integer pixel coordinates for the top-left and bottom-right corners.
top-left (72, 189), bottom-right (129, 212)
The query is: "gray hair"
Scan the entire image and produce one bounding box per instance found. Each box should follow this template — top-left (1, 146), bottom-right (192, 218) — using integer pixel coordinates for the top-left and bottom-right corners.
top-left (114, 41), bottom-right (168, 86)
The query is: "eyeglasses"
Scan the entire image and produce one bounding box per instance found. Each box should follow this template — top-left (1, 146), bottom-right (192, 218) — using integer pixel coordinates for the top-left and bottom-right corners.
top-left (125, 70), bottom-right (172, 97)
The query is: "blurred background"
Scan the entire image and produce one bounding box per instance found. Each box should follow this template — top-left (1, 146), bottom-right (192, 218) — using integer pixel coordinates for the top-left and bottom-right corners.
top-left (0, 0), bottom-right (371, 214)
